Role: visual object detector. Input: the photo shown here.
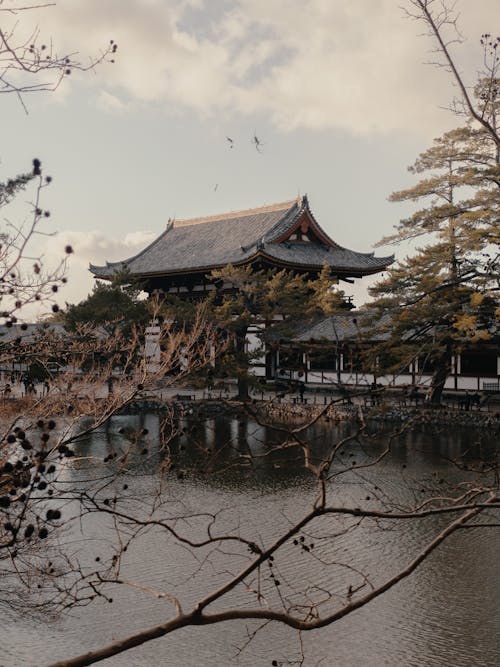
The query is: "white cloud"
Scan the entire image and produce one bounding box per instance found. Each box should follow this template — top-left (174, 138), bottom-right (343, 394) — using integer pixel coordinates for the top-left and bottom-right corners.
top-left (38, 229), bottom-right (156, 309)
top-left (55, 229), bottom-right (156, 266)
top-left (16, 1), bottom-right (500, 136)
top-left (95, 90), bottom-right (129, 113)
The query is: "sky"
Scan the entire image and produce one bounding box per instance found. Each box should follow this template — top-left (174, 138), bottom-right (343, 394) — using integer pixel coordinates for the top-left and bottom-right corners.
top-left (1, 0), bottom-right (498, 317)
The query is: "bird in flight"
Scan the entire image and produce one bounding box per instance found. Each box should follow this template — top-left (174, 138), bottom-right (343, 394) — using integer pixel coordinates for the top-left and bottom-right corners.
top-left (252, 134), bottom-right (264, 153)
top-left (226, 136), bottom-right (234, 149)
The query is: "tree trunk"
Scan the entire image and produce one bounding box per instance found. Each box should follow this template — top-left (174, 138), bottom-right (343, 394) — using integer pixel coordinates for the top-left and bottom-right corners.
top-left (428, 344), bottom-right (453, 405)
top-left (234, 328), bottom-right (250, 401)
top-left (237, 375), bottom-right (250, 401)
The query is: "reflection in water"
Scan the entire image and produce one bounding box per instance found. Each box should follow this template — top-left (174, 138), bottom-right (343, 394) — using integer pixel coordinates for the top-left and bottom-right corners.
top-left (2, 414), bottom-right (499, 667)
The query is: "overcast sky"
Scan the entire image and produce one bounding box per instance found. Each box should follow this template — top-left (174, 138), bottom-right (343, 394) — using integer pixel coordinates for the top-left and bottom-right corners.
top-left (1, 0), bottom-right (498, 316)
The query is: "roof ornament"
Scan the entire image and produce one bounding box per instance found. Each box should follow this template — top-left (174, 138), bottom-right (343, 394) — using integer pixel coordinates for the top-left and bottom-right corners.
top-left (166, 218), bottom-right (174, 231)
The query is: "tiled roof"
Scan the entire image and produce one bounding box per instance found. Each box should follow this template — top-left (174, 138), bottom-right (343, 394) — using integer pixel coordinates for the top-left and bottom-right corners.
top-left (0, 322), bottom-right (67, 343)
top-left (261, 244), bottom-right (390, 275)
top-left (90, 196), bottom-right (393, 279)
top-left (293, 311), bottom-right (392, 343)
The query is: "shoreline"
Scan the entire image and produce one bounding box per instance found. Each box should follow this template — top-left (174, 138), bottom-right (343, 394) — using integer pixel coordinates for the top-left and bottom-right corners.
top-left (120, 396), bottom-right (500, 430)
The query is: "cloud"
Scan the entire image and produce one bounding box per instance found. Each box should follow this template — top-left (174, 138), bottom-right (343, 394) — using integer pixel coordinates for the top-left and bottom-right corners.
top-left (20, 0), bottom-right (500, 136)
top-left (95, 90), bottom-right (129, 113)
top-left (54, 229), bottom-right (156, 265)
top-left (38, 229), bottom-right (156, 309)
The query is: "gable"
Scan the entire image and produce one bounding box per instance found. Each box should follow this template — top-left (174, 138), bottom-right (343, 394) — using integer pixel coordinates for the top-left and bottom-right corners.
top-left (272, 209), bottom-right (337, 247)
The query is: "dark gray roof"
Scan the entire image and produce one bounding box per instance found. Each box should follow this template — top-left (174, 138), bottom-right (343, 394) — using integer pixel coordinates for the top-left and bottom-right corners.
top-left (261, 243), bottom-right (389, 274)
top-left (0, 322), bottom-right (67, 344)
top-left (0, 322), bottom-right (111, 345)
top-left (90, 196), bottom-right (393, 279)
top-left (293, 311), bottom-right (392, 343)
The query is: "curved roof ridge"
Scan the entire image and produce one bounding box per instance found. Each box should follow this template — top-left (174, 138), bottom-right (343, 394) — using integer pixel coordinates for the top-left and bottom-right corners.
top-left (89, 225), bottom-right (172, 273)
top-left (303, 199), bottom-right (340, 248)
top-left (263, 198), bottom-right (305, 243)
top-left (264, 195), bottom-right (341, 249)
top-left (174, 197), bottom-right (300, 227)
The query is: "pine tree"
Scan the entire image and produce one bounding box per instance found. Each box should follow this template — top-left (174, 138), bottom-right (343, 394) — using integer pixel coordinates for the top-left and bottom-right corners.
top-left (64, 272), bottom-right (150, 336)
top-left (160, 264), bottom-right (346, 400)
top-left (369, 82), bottom-right (499, 403)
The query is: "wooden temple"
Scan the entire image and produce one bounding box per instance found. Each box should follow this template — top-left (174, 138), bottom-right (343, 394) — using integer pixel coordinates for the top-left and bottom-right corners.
top-left (90, 196), bottom-right (393, 300)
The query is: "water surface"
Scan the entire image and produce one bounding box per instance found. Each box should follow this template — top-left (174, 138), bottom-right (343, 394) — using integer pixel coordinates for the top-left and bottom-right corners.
top-left (2, 414), bottom-right (498, 667)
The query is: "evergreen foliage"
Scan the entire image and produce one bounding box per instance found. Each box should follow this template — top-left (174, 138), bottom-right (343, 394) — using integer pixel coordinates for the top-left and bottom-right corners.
top-left (64, 273), bottom-right (150, 336)
top-left (369, 82), bottom-right (499, 402)
top-left (0, 172), bottom-right (34, 207)
top-left (161, 264), bottom-right (346, 399)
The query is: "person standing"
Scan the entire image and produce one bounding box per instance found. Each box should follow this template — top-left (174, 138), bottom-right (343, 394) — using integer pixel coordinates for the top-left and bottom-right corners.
top-left (298, 380), bottom-right (305, 403)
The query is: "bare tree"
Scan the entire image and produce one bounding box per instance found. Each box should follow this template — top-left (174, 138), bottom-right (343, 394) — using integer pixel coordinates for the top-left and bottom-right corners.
top-left (0, 1), bottom-right (117, 112)
top-left (23, 398), bottom-right (495, 667)
top-left (406, 0), bottom-right (499, 149)
top-left (0, 302), bottom-right (220, 613)
top-left (0, 163), bottom-right (74, 327)
top-left (0, 1), bottom-right (117, 317)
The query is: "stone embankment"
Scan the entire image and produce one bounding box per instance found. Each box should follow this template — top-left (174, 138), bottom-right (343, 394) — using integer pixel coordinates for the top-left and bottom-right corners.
top-left (367, 404), bottom-right (500, 429)
top-left (249, 401), bottom-right (499, 429)
top-left (123, 396), bottom-right (500, 430)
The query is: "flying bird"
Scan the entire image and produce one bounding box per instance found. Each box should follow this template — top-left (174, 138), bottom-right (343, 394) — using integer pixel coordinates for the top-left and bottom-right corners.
top-left (252, 134), bottom-right (264, 153)
top-left (226, 136), bottom-right (234, 149)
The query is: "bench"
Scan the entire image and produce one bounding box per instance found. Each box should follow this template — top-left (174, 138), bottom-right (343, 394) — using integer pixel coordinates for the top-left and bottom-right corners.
top-left (175, 393), bottom-right (195, 402)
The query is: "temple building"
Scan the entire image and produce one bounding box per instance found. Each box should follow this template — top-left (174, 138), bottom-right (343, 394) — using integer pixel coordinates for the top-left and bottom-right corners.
top-left (90, 196), bottom-right (393, 298)
top-left (90, 196), bottom-right (393, 380)
top-left (276, 312), bottom-right (500, 394)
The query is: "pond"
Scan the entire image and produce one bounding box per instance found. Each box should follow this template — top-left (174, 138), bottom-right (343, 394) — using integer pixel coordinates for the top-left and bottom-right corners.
top-left (2, 413), bottom-right (499, 667)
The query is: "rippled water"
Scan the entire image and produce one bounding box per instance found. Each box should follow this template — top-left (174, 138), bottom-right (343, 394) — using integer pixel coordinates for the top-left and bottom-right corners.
top-left (2, 414), bottom-right (499, 667)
